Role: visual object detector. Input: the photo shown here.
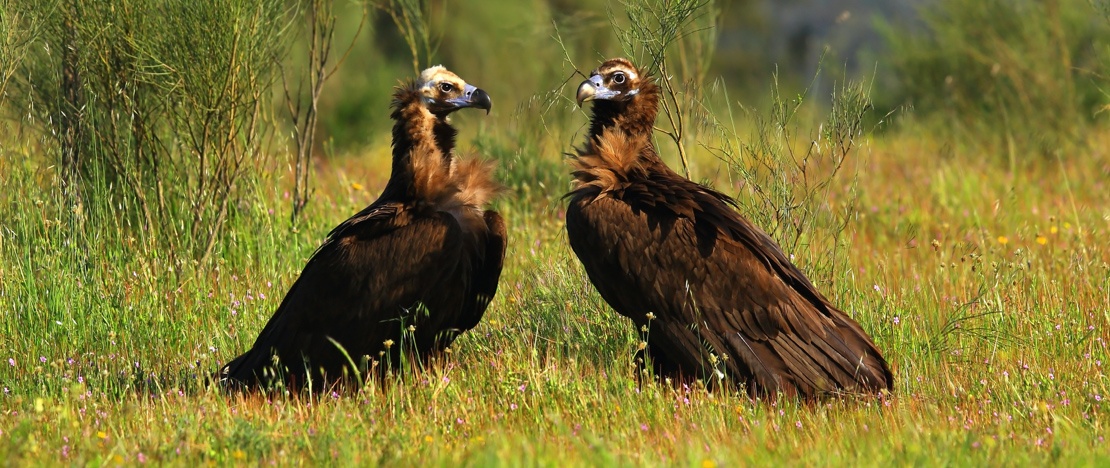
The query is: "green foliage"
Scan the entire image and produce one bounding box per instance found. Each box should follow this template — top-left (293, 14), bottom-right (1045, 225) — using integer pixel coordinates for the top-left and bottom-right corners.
top-left (610, 0), bottom-right (717, 78)
top-left (608, 0), bottom-right (720, 177)
top-left (703, 69), bottom-right (872, 286)
top-left (372, 0), bottom-right (441, 76)
top-left (1, 0), bottom-right (1109, 464)
top-left (878, 0), bottom-right (1110, 157)
top-left (7, 0), bottom-right (288, 263)
top-left (0, 0), bottom-right (42, 99)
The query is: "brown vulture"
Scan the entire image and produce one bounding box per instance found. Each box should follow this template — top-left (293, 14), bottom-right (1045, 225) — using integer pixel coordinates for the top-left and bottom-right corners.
top-left (566, 58), bottom-right (892, 399)
top-left (220, 66), bottom-right (504, 391)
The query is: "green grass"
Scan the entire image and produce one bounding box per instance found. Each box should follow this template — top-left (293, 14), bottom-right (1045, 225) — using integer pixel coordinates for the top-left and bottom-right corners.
top-left (2, 0), bottom-right (1110, 463)
top-left (2, 111), bottom-right (1109, 464)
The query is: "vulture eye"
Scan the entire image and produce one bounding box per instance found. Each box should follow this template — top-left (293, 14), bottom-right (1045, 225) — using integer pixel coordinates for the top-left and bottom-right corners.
top-left (439, 82), bottom-right (454, 93)
top-left (612, 72), bottom-right (626, 84)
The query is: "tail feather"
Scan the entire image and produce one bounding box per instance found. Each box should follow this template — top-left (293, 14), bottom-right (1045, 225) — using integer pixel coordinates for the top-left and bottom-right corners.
top-left (219, 347), bottom-right (273, 391)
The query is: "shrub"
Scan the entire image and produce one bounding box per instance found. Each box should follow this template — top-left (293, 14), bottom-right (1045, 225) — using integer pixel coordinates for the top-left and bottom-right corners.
top-left (878, 0), bottom-right (1110, 157)
top-left (7, 0), bottom-right (288, 264)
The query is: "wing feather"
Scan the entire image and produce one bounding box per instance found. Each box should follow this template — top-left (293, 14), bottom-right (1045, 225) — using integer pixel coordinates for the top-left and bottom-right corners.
top-left (221, 204), bottom-right (467, 388)
top-left (456, 210), bottom-right (507, 331)
top-left (567, 180), bottom-right (892, 398)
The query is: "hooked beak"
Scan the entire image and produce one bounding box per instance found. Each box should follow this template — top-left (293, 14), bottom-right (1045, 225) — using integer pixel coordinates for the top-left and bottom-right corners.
top-left (576, 75), bottom-right (621, 107)
top-left (446, 84), bottom-right (492, 115)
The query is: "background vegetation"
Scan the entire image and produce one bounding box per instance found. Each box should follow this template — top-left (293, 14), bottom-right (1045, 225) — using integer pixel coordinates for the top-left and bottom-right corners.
top-left (1, 0), bottom-right (1108, 464)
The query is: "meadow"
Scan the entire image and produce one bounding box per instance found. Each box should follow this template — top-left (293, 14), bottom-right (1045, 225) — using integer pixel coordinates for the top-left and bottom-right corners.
top-left (1, 0), bottom-right (1109, 465)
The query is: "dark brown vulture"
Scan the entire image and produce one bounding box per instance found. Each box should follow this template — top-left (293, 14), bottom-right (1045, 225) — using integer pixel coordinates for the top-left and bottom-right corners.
top-left (221, 66), bottom-right (504, 391)
top-left (566, 58), bottom-right (892, 399)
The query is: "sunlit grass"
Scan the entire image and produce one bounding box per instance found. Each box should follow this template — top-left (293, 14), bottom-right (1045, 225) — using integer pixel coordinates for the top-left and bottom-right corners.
top-left (2, 120), bottom-right (1108, 464)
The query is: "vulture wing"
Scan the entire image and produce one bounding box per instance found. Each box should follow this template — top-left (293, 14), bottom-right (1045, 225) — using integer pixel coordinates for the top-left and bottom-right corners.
top-left (221, 202), bottom-right (477, 389)
top-left (456, 210), bottom-right (507, 331)
top-left (567, 173), bottom-right (892, 399)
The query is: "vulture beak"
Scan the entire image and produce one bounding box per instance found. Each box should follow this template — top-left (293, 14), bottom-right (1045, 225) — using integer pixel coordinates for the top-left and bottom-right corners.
top-left (576, 75), bottom-right (601, 106)
top-left (576, 75), bottom-right (622, 106)
top-left (447, 84), bottom-right (492, 115)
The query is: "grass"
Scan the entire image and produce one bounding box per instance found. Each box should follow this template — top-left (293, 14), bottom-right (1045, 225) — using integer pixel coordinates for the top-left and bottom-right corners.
top-left (2, 106), bottom-right (1109, 464)
top-left (2, 0), bottom-right (1109, 463)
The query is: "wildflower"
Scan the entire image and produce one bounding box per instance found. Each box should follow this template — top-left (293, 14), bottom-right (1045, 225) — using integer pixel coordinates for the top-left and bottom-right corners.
top-left (795, 421), bottom-right (802, 429)
top-left (1035, 236), bottom-right (1047, 245)
top-left (383, 340), bottom-right (394, 349)
top-left (997, 236), bottom-right (1009, 245)
top-left (39, 356), bottom-right (46, 363)
top-left (640, 423), bottom-right (648, 431)
top-left (893, 316), bottom-right (900, 325)
top-left (137, 453), bottom-right (147, 464)
top-left (510, 403), bottom-right (518, 410)
top-left (1050, 225), bottom-right (1058, 234)
top-left (351, 182), bottom-right (364, 191)
top-left (7, 358), bottom-right (13, 367)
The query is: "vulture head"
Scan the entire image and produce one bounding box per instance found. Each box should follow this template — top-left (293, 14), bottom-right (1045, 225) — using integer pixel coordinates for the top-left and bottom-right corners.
top-left (418, 65), bottom-right (492, 117)
top-left (576, 58), bottom-right (645, 106)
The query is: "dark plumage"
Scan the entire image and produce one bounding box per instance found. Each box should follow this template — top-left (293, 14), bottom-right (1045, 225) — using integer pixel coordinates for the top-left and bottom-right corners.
top-left (221, 66), bottom-right (503, 391)
top-left (566, 58), bottom-right (892, 399)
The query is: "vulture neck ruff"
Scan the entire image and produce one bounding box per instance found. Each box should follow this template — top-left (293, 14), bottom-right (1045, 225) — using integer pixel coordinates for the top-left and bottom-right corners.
top-left (384, 81), bottom-right (457, 203)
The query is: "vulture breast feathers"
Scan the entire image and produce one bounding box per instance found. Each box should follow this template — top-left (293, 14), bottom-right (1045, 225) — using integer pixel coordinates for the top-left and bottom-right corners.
top-left (221, 66), bottom-right (504, 391)
top-left (566, 58), bottom-right (892, 399)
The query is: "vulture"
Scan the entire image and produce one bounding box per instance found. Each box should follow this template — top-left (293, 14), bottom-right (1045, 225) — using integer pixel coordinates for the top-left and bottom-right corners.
top-left (221, 66), bottom-right (504, 391)
top-left (566, 58), bottom-right (892, 399)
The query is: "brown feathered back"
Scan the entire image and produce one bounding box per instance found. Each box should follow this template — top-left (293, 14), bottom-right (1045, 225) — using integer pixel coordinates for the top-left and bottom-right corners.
top-left (566, 58), bottom-right (892, 399)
